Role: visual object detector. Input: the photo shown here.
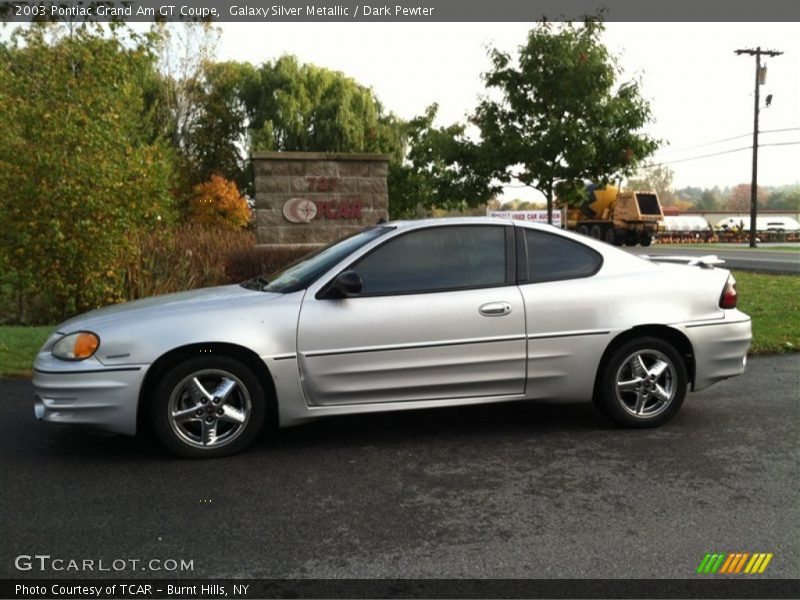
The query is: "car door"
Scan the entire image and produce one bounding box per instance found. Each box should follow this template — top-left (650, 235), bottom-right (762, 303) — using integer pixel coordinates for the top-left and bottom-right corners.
top-left (296, 224), bottom-right (527, 406)
top-left (515, 226), bottom-right (611, 401)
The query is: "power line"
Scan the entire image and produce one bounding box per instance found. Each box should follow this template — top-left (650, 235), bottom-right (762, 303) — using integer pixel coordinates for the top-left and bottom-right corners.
top-left (760, 140), bottom-right (800, 149)
top-left (648, 145), bottom-right (751, 165)
top-left (645, 140), bottom-right (800, 167)
top-left (656, 127), bottom-right (800, 155)
top-left (501, 139), bottom-right (800, 186)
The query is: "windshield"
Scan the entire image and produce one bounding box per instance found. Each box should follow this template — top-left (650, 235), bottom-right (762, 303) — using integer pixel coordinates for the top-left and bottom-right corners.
top-left (242, 226), bottom-right (394, 293)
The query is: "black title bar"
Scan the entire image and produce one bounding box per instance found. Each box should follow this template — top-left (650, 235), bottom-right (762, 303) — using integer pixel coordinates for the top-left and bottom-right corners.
top-left (4, 579), bottom-right (800, 599)
top-left (2, 0), bottom-right (800, 22)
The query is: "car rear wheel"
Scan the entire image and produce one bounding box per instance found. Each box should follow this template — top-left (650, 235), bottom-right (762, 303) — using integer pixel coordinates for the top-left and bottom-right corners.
top-left (595, 337), bottom-right (687, 428)
top-left (152, 356), bottom-right (266, 458)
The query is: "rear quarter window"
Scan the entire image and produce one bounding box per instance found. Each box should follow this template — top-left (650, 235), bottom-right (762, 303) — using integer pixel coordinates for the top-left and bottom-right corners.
top-left (523, 229), bottom-right (603, 283)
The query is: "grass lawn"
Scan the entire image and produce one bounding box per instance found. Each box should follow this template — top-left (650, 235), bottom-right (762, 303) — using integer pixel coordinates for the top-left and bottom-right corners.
top-left (0, 325), bottom-right (53, 377)
top-left (733, 271), bottom-right (800, 354)
top-left (0, 271), bottom-right (797, 377)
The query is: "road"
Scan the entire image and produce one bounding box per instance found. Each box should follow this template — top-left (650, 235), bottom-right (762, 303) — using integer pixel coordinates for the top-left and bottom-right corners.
top-left (1, 355), bottom-right (798, 581)
top-left (627, 245), bottom-right (799, 274)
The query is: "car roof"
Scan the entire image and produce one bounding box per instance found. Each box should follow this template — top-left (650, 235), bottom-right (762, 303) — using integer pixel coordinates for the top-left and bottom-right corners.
top-left (386, 216), bottom-right (558, 230)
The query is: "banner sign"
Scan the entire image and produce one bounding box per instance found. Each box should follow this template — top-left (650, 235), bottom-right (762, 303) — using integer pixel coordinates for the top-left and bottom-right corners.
top-left (487, 210), bottom-right (562, 227)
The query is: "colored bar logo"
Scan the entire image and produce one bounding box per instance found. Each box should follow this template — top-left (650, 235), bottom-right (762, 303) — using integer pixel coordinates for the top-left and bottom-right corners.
top-left (696, 552), bottom-right (773, 574)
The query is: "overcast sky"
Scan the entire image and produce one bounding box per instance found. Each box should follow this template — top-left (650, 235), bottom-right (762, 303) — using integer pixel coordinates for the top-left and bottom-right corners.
top-left (216, 22), bottom-right (799, 201)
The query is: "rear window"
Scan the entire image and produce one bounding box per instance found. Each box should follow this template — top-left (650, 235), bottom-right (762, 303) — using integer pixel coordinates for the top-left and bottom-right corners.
top-left (523, 229), bottom-right (602, 283)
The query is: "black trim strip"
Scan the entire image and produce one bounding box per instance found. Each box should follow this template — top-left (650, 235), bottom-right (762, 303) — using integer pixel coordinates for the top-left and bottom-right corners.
top-left (685, 319), bottom-right (751, 329)
top-left (304, 335), bottom-right (527, 358)
top-left (527, 330), bottom-right (610, 340)
top-left (34, 366), bottom-right (142, 375)
top-left (515, 223), bottom-right (529, 283)
top-left (272, 354), bottom-right (297, 361)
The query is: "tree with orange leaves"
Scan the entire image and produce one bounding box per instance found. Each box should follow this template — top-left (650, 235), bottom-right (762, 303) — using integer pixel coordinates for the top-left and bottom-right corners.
top-left (188, 175), bottom-right (251, 230)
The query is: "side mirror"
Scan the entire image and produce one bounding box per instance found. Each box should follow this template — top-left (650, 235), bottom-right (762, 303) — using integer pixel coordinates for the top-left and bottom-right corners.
top-left (326, 270), bottom-right (363, 298)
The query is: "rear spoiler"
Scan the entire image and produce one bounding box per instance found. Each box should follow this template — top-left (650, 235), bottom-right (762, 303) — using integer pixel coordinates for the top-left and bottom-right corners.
top-left (639, 254), bottom-right (725, 269)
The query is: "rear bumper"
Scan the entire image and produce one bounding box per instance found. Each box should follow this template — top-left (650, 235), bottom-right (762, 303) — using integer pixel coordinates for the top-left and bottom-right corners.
top-left (32, 362), bottom-right (148, 436)
top-left (682, 312), bottom-right (752, 391)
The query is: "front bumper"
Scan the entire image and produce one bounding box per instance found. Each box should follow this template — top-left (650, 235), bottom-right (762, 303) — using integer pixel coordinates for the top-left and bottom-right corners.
top-left (32, 356), bottom-right (148, 436)
top-left (682, 311), bottom-right (752, 391)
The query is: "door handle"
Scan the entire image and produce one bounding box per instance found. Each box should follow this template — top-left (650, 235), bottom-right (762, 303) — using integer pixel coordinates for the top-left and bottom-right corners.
top-left (479, 302), bottom-right (512, 317)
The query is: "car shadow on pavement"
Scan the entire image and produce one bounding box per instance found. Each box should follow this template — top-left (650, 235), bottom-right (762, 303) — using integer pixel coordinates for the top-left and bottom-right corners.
top-left (17, 399), bottom-right (613, 462)
top-left (259, 400), bottom-right (612, 452)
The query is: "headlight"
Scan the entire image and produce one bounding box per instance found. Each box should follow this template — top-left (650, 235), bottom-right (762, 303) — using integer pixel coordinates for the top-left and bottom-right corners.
top-left (52, 332), bottom-right (100, 361)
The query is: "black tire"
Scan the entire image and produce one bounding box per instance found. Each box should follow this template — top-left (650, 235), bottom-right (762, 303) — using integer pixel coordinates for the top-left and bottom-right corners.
top-left (640, 233), bottom-right (652, 247)
top-left (152, 355), bottom-right (267, 458)
top-left (603, 226), bottom-right (616, 245)
top-left (590, 224), bottom-right (603, 240)
top-left (594, 336), bottom-right (687, 428)
top-left (577, 224), bottom-right (590, 236)
top-left (624, 231), bottom-right (640, 246)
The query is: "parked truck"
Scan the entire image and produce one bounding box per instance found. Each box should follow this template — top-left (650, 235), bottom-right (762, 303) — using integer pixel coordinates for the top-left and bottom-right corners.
top-left (563, 184), bottom-right (664, 247)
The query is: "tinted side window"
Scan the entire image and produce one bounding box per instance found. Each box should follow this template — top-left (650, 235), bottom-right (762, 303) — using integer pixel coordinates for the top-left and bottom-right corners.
top-left (524, 229), bottom-right (602, 283)
top-left (353, 226), bottom-right (507, 295)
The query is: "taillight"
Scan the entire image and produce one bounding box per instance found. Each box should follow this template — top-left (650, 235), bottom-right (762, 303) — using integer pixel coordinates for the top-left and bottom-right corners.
top-left (719, 275), bottom-right (737, 309)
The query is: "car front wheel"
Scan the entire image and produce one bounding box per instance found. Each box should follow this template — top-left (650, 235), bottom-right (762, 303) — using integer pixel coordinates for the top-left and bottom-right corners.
top-left (152, 356), bottom-right (266, 458)
top-left (595, 337), bottom-right (687, 428)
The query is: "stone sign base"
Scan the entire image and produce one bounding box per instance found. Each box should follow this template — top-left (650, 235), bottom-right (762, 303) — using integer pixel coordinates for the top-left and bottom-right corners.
top-left (253, 152), bottom-right (390, 247)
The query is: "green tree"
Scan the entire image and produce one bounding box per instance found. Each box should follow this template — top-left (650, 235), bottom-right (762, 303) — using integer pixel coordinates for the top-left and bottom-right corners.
top-left (188, 60), bottom-right (259, 193)
top-left (765, 188), bottom-right (800, 211)
top-left (0, 25), bottom-right (175, 323)
top-left (694, 189), bottom-right (721, 211)
top-left (676, 186), bottom-right (704, 205)
top-left (244, 55), bottom-right (403, 156)
top-left (388, 104), bottom-right (494, 218)
top-left (237, 55), bottom-right (437, 214)
top-left (472, 19), bottom-right (659, 222)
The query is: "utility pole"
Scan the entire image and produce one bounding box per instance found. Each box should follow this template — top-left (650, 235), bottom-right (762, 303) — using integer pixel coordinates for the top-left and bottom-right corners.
top-left (735, 47), bottom-right (782, 248)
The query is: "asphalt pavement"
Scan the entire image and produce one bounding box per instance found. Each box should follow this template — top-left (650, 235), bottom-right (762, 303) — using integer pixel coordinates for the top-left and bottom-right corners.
top-left (627, 245), bottom-right (800, 274)
top-left (1, 355), bottom-right (798, 580)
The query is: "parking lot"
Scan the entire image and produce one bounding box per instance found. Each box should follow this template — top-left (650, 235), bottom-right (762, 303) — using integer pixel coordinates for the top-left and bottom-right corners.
top-left (1, 355), bottom-right (798, 580)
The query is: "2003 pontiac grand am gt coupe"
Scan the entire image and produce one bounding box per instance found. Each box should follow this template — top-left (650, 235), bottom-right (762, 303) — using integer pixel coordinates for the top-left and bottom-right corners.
top-left (33, 218), bottom-right (751, 458)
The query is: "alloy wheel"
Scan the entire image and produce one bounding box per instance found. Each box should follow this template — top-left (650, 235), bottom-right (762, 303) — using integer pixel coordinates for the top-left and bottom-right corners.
top-left (614, 350), bottom-right (677, 419)
top-left (167, 369), bottom-right (252, 449)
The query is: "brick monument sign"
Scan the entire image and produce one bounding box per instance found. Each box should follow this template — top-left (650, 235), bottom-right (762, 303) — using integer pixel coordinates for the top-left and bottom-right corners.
top-left (253, 152), bottom-right (390, 247)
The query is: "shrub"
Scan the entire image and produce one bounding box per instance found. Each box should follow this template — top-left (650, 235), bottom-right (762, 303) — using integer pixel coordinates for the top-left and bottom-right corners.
top-left (124, 224), bottom-right (312, 300)
top-left (188, 175), bottom-right (251, 230)
top-left (0, 28), bottom-right (175, 324)
top-left (124, 224), bottom-right (255, 299)
top-left (225, 245), bottom-right (313, 283)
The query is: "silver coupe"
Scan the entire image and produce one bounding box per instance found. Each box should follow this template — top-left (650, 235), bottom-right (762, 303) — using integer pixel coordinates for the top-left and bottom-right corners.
top-left (33, 218), bottom-right (752, 457)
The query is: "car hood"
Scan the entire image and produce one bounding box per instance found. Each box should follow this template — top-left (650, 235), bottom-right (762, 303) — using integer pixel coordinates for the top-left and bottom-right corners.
top-left (56, 285), bottom-right (282, 332)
